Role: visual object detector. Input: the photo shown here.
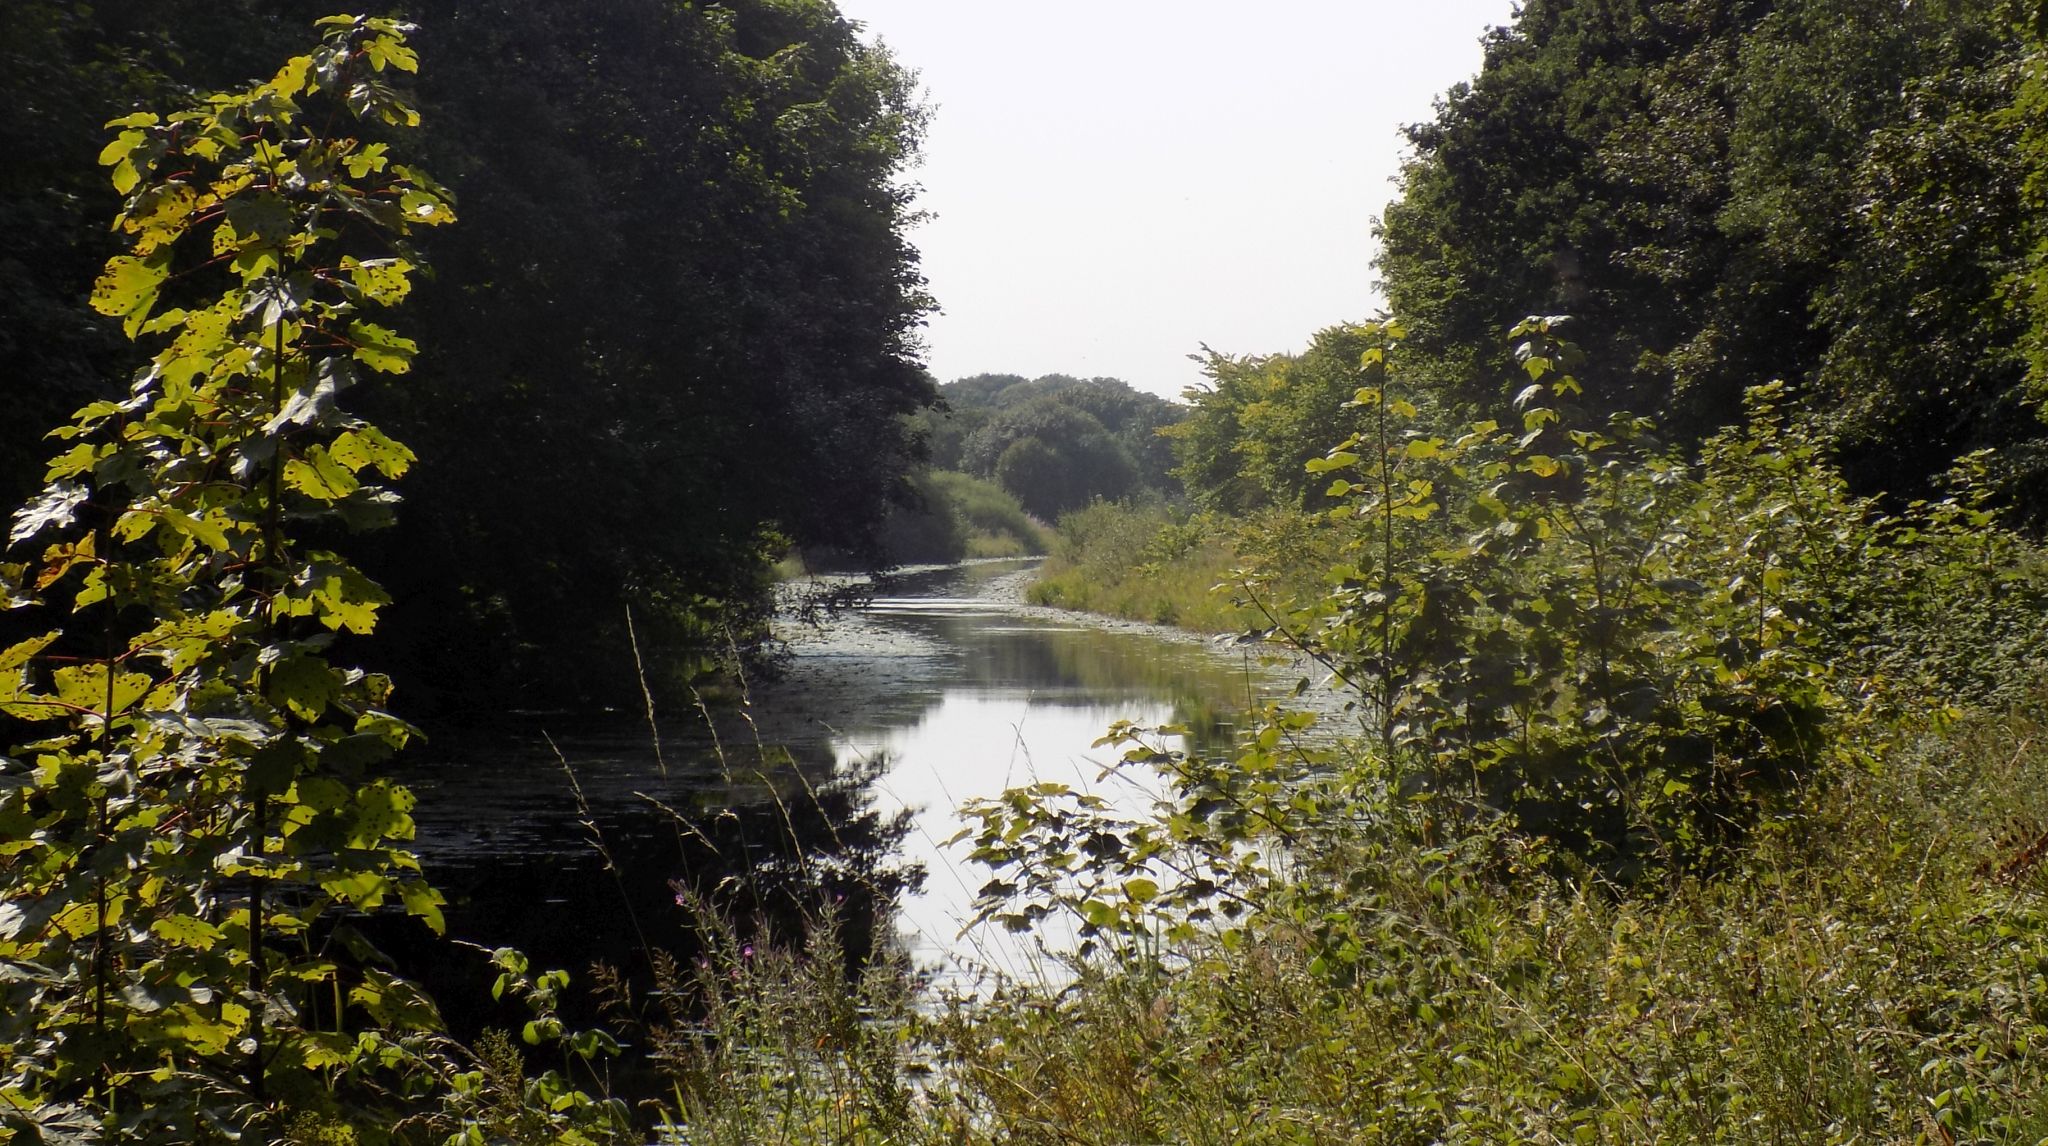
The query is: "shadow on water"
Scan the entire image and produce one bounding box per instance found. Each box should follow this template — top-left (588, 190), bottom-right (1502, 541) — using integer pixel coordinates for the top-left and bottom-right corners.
top-left (381, 558), bottom-right (1316, 1092)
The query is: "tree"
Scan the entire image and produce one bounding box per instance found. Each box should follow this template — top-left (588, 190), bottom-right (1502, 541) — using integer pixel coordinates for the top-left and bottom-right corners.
top-left (1375, 0), bottom-right (2042, 513)
top-left (0, 21), bottom-right (632, 1140)
top-left (4, 16), bottom-right (454, 1131)
top-left (0, 0), bottom-right (939, 710)
top-left (1170, 326), bottom-right (1405, 513)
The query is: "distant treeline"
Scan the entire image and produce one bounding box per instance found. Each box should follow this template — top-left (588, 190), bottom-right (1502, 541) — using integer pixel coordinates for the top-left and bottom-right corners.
top-left (0, 0), bottom-right (933, 708)
top-left (921, 373), bottom-right (1185, 519)
top-left (799, 373), bottom-right (1186, 569)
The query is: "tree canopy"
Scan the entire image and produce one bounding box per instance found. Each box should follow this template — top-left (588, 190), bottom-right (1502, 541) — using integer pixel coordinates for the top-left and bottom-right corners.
top-left (0, 0), bottom-right (936, 707)
top-left (1375, 0), bottom-right (2048, 514)
top-left (922, 373), bottom-right (1184, 519)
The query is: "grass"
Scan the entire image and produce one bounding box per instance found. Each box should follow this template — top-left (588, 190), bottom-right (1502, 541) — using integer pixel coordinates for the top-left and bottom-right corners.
top-left (926, 469), bottom-right (1055, 558)
top-left (1026, 502), bottom-right (1336, 632)
top-left (625, 697), bottom-right (2048, 1145)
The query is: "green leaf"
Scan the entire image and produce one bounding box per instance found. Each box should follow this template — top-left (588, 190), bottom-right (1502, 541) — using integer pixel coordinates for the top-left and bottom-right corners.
top-left (151, 915), bottom-right (224, 949)
top-left (329, 426), bottom-right (415, 478)
top-left (301, 560), bottom-right (391, 635)
top-left (349, 780), bottom-right (417, 846)
top-left (266, 359), bottom-right (352, 433)
top-left (342, 143), bottom-right (390, 179)
top-left (99, 129), bottom-right (149, 194)
top-left (266, 55), bottom-right (315, 97)
top-left (284, 447), bottom-right (361, 502)
top-left (362, 35), bottom-right (420, 74)
top-left (159, 508), bottom-right (230, 552)
top-left (348, 321), bottom-right (417, 374)
top-left (266, 654), bottom-right (341, 721)
top-left (0, 632), bottom-right (61, 675)
top-left (52, 664), bottom-right (153, 716)
top-left (401, 880), bottom-right (446, 935)
top-left (1081, 899), bottom-right (1120, 929)
top-left (89, 254), bottom-right (170, 335)
top-left (1123, 877), bottom-right (1159, 903)
top-left (9, 482), bottom-right (88, 546)
top-left (341, 255), bottom-right (413, 306)
top-left (396, 188), bottom-right (453, 226)
top-left (222, 193), bottom-right (293, 248)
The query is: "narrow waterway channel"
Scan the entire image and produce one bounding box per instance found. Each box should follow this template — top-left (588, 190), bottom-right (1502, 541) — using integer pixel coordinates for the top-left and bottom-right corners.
top-left (395, 558), bottom-right (1334, 1024)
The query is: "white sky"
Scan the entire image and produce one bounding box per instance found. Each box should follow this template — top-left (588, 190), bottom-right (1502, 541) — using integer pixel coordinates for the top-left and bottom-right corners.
top-left (831, 1), bottom-right (1520, 400)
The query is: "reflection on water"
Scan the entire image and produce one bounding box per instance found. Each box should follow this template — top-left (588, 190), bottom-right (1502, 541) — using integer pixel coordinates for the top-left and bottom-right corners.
top-left (399, 558), bottom-right (1307, 1023)
top-left (844, 691), bottom-right (1178, 984)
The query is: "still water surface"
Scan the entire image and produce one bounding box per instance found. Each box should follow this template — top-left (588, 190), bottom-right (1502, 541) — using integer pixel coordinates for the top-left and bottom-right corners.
top-left (400, 559), bottom-right (1320, 1007)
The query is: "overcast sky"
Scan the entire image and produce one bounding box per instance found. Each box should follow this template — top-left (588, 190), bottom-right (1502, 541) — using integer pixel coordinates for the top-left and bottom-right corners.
top-left (830, 1), bottom-right (1519, 400)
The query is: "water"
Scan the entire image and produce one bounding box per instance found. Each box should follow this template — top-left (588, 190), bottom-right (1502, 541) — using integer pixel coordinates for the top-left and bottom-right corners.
top-left (393, 558), bottom-right (1325, 1021)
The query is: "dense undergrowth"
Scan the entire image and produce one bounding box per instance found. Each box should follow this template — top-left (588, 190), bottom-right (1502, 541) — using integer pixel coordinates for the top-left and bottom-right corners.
top-left (648, 708), bottom-right (2048, 1144)
top-left (1025, 504), bottom-right (1337, 632)
top-left (657, 322), bottom-right (2048, 1143)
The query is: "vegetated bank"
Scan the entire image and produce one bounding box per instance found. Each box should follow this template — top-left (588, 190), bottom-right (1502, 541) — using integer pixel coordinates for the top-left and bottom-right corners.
top-left (659, 315), bottom-right (2048, 1143)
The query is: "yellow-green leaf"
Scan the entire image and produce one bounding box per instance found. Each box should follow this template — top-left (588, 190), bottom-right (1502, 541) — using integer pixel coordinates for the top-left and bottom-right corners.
top-left (341, 256), bottom-right (411, 304)
top-left (90, 254), bottom-right (170, 335)
top-left (151, 914), bottom-right (224, 948)
top-left (348, 321), bottom-right (417, 374)
top-left (328, 426), bottom-right (415, 478)
top-left (51, 663), bottom-right (153, 716)
top-left (401, 880), bottom-right (446, 935)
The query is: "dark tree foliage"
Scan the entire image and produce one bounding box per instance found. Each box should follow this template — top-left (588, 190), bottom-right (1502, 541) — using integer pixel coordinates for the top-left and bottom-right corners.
top-left (1377, 0), bottom-right (2048, 513)
top-left (364, 0), bottom-right (934, 707)
top-left (0, 0), bottom-right (316, 516)
top-left (926, 373), bottom-right (1184, 517)
top-left (1, 0), bottom-right (935, 709)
